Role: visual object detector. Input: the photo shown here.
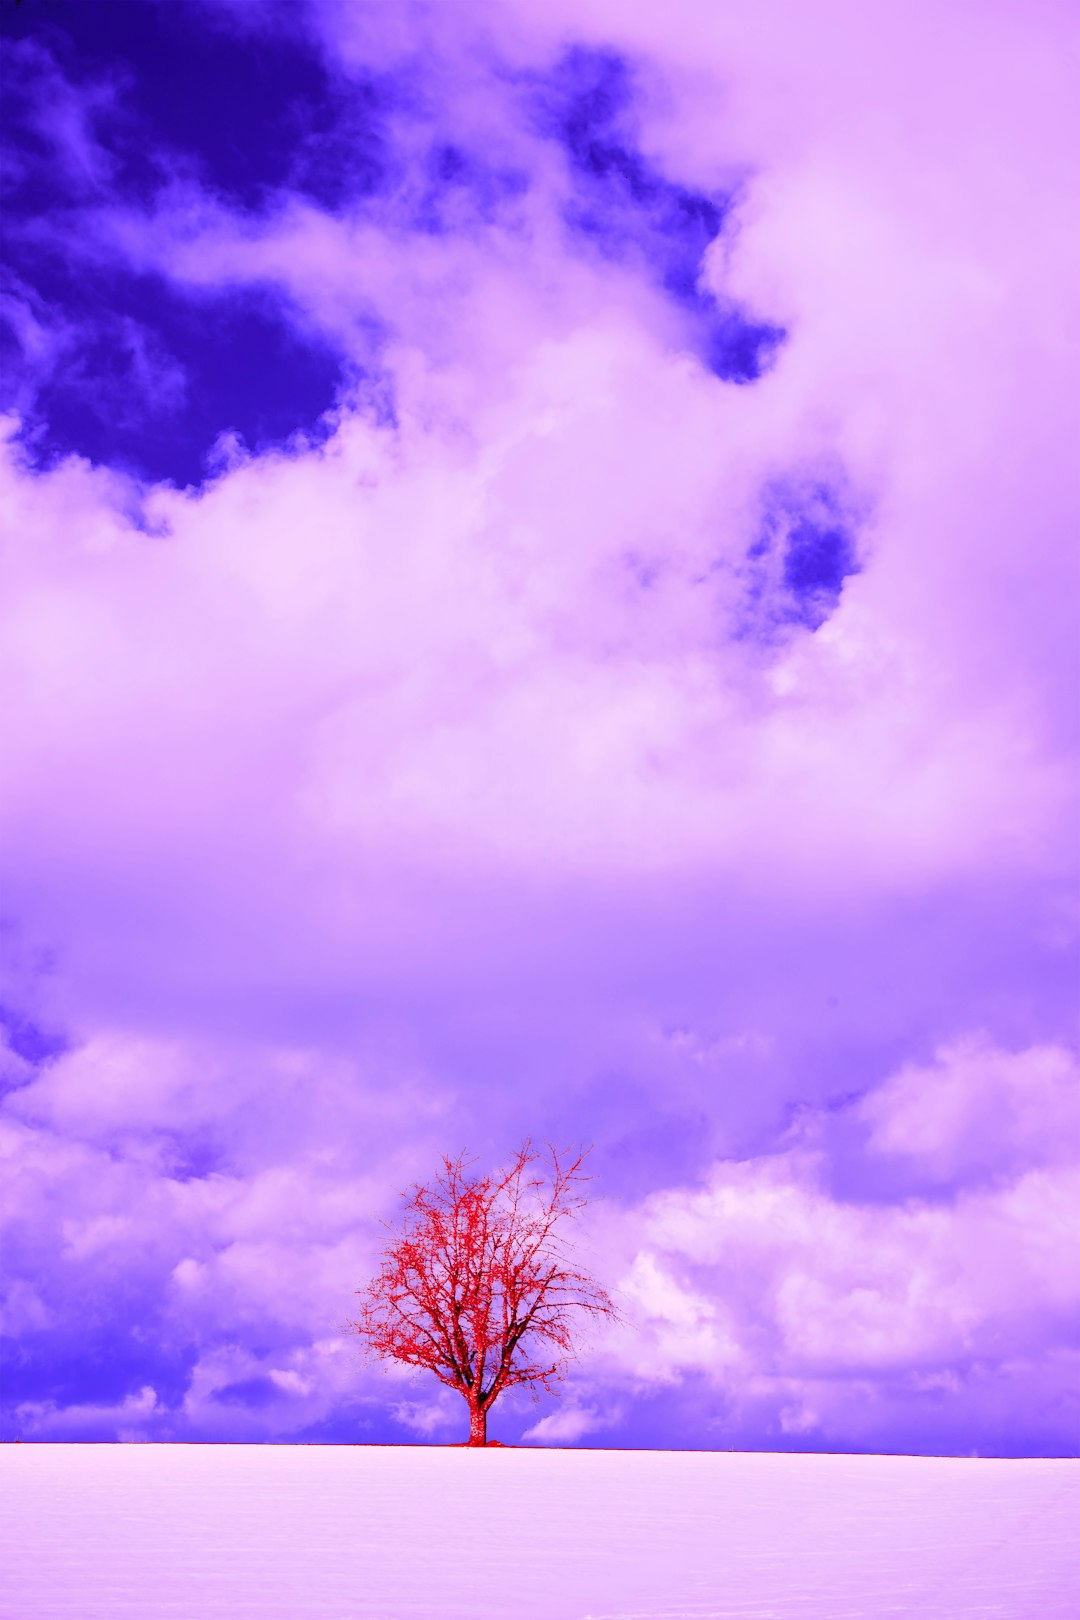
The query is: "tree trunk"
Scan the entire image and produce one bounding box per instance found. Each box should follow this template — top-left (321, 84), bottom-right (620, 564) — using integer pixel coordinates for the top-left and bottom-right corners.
top-left (468, 1402), bottom-right (488, 1446)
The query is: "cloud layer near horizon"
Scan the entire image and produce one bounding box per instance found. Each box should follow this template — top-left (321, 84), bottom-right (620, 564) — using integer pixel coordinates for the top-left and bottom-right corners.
top-left (1, 0), bottom-right (1077, 1452)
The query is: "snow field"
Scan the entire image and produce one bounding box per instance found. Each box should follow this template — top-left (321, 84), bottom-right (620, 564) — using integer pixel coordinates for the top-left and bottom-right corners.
top-left (1, 1444), bottom-right (1077, 1619)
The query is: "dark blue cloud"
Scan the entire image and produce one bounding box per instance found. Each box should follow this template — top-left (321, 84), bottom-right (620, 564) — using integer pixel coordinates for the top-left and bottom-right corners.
top-left (157, 1129), bottom-right (228, 1184)
top-left (740, 477), bottom-right (863, 637)
top-left (411, 141), bottom-right (529, 236)
top-left (213, 1375), bottom-right (281, 1409)
top-left (0, 1003), bottom-right (68, 1070)
top-left (530, 46), bottom-right (785, 384)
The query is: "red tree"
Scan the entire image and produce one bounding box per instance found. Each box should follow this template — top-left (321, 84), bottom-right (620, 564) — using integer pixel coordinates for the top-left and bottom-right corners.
top-left (348, 1141), bottom-right (616, 1445)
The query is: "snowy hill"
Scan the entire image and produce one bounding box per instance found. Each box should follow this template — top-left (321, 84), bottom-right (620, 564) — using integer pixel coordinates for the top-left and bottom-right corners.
top-left (2, 1444), bottom-right (1077, 1618)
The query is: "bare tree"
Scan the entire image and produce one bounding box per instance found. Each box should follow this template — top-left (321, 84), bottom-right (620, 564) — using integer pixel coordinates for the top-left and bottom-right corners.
top-left (348, 1141), bottom-right (616, 1445)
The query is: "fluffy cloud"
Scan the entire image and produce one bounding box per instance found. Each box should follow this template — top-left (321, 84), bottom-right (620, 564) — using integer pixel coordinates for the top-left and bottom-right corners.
top-left (862, 1037), bottom-right (1080, 1185)
top-left (591, 1036), bottom-right (1080, 1447)
top-left (522, 1401), bottom-right (620, 1445)
top-left (2, 2), bottom-right (1073, 963)
top-left (1, 1026), bottom-right (453, 1441)
top-left (0, 314), bottom-right (1066, 992)
top-left (10, 1025), bottom-right (1076, 1451)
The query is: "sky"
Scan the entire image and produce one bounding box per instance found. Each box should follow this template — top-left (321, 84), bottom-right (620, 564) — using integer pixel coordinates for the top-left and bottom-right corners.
top-left (0, 0), bottom-right (1077, 1455)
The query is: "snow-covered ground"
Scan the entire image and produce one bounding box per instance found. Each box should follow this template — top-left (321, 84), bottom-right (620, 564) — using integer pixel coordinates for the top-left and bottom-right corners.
top-left (2, 1444), bottom-right (1076, 1619)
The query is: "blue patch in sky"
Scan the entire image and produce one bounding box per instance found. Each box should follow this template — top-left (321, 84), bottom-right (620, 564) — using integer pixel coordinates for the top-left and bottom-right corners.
top-left (1, 10), bottom-right (786, 485)
top-left (2, 244), bottom-right (350, 485)
top-left (0, 1318), bottom-right (194, 1423)
top-left (0, 8), bottom-right (374, 484)
top-left (740, 478), bottom-right (863, 637)
top-left (530, 46), bottom-right (785, 383)
top-left (0, 3), bottom-right (529, 483)
top-left (1, 0), bottom-right (389, 213)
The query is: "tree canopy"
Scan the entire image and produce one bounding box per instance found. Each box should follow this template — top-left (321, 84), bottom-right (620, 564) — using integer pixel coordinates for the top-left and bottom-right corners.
top-left (349, 1141), bottom-right (616, 1445)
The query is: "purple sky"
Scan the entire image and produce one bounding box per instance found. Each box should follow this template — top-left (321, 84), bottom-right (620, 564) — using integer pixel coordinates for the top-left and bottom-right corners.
top-left (1, 0), bottom-right (1077, 1454)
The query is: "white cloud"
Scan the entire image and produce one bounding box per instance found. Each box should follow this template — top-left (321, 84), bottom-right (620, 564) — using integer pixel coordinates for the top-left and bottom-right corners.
top-left (862, 1037), bottom-right (1080, 1183)
top-left (588, 1037), bottom-right (1080, 1438)
top-left (522, 1402), bottom-right (617, 1445)
top-left (15, 1384), bottom-right (159, 1442)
